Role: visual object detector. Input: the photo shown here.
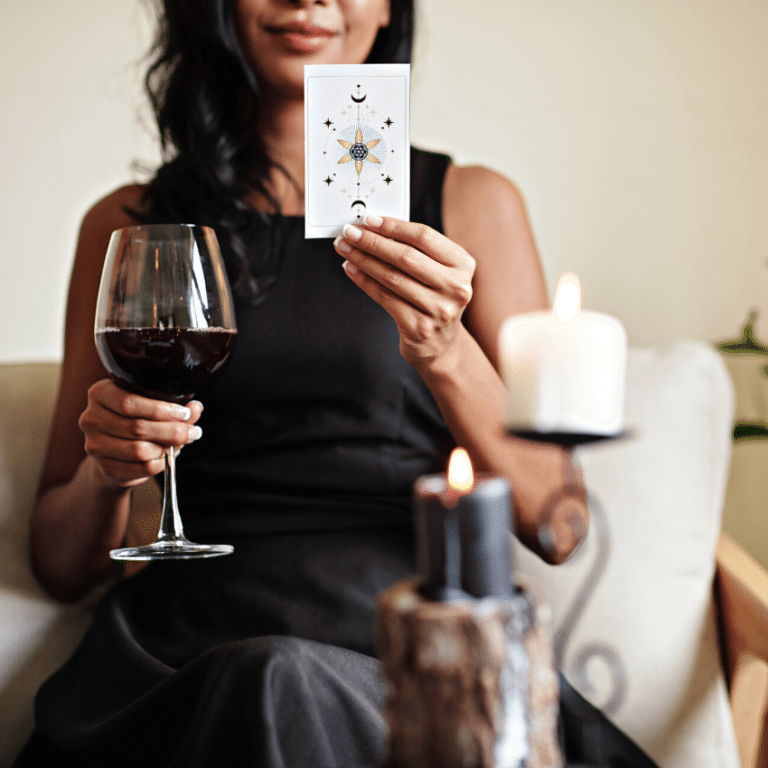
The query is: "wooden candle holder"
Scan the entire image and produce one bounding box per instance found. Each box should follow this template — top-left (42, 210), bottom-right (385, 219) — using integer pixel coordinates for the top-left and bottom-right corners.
top-left (377, 579), bottom-right (562, 768)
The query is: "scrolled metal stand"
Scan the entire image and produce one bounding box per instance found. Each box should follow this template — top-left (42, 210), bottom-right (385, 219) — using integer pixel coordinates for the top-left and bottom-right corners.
top-left (507, 430), bottom-right (632, 718)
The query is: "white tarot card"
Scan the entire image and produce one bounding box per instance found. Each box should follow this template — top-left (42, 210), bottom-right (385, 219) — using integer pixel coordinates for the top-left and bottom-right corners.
top-left (304, 64), bottom-right (410, 239)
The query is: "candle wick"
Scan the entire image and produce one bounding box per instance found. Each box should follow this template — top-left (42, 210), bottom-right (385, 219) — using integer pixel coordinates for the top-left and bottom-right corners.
top-left (439, 488), bottom-right (463, 509)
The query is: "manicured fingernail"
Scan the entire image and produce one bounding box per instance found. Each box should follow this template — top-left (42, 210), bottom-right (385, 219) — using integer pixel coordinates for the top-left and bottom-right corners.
top-left (189, 400), bottom-right (203, 411)
top-left (334, 235), bottom-right (352, 254)
top-left (188, 426), bottom-right (203, 442)
top-left (364, 214), bottom-right (383, 227)
top-left (171, 405), bottom-right (192, 421)
top-left (342, 260), bottom-right (358, 276)
top-left (343, 224), bottom-right (362, 241)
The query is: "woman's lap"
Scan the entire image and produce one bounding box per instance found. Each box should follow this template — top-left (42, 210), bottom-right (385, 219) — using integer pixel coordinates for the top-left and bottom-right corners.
top-left (15, 528), bottom-right (658, 767)
top-left (29, 629), bottom-right (385, 767)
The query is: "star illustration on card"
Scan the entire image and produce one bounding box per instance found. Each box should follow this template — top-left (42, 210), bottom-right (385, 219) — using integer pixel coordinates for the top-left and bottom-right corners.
top-left (337, 127), bottom-right (381, 175)
top-left (383, 175), bottom-right (393, 185)
top-left (323, 176), bottom-right (333, 186)
top-left (324, 118), bottom-right (333, 128)
top-left (384, 117), bottom-right (394, 127)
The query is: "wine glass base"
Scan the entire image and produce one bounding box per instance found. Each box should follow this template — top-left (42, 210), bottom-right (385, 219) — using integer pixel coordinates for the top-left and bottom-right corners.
top-left (110, 540), bottom-right (234, 562)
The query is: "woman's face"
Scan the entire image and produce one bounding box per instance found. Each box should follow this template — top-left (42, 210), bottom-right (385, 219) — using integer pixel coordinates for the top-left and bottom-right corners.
top-left (235, 0), bottom-right (392, 99)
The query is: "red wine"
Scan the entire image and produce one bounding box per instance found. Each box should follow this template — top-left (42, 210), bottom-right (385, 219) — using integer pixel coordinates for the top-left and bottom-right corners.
top-left (96, 327), bottom-right (237, 404)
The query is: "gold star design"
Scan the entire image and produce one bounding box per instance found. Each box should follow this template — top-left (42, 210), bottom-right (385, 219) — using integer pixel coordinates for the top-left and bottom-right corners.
top-left (337, 128), bottom-right (381, 175)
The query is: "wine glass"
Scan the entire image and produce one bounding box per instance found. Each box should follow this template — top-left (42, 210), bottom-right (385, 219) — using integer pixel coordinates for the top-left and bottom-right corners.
top-left (95, 223), bottom-right (237, 561)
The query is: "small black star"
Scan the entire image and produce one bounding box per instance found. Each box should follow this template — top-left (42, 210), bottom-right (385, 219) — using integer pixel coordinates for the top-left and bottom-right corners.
top-left (384, 117), bottom-right (394, 127)
top-left (323, 177), bottom-right (333, 186)
top-left (324, 118), bottom-right (333, 128)
top-left (384, 176), bottom-right (393, 185)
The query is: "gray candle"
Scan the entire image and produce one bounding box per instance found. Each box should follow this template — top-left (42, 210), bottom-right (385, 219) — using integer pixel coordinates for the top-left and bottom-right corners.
top-left (414, 449), bottom-right (515, 600)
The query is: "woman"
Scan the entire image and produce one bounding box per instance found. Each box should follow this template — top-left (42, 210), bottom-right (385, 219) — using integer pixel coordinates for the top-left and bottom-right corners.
top-left (17, 1), bottom-right (656, 766)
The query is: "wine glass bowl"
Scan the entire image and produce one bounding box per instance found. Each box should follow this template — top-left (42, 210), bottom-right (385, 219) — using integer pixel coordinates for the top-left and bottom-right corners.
top-left (95, 326), bottom-right (236, 406)
top-left (95, 223), bottom-right (237, 561)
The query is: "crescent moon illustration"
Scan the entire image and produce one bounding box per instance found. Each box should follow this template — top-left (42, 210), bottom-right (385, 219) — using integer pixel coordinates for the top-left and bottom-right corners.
top-left (351, 200), bottom-right (367, 209)
top-left (351, 94), bottom-right (366, 103)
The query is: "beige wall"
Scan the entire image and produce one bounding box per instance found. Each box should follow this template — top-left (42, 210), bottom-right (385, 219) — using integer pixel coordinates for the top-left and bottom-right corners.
top-left (409, 0), bottom-right (768, 348)
top-left (2, 1), bottom-right (767, 561)
top-left (1, 0), bottom-right (159, 362)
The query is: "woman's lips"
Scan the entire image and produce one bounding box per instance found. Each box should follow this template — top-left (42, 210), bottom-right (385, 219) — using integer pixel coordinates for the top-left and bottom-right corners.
top-left (265, 22), bottom-right (337, 53)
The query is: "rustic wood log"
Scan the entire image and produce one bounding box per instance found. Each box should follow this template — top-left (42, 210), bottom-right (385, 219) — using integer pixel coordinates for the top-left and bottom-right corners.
top-left (377, 578), bottom-right (562, 768)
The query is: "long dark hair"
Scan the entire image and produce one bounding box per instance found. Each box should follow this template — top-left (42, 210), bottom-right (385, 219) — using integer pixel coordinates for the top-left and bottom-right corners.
top-left (139, 0), bottom-right (415, 301)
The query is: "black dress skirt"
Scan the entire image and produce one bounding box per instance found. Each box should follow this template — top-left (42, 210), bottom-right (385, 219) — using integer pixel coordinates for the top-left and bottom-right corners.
top-left (15, 149), bottom-right (657, 768)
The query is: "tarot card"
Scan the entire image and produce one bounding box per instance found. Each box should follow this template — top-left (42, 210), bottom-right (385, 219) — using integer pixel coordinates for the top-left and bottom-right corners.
top-left (304, 63), bottom-right (410, 238)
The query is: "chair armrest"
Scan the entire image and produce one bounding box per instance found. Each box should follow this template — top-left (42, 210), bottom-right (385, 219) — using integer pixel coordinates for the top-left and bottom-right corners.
top-left (716, 532), bottom-right (768, 768)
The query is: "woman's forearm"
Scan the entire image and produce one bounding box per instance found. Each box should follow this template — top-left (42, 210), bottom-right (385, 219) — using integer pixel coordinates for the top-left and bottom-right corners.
top-left (31, 455), bottom-right (131, 602)
top-left (415, 324), bottom-right (588, 564)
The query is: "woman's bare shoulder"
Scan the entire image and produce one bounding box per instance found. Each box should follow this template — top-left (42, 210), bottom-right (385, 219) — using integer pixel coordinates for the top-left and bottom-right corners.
top-left (71, 184), bottom-right (148, 277)
top-left (70, 182), bottom-right (146, 276)
top-left (80, 183), bottom-right (147, 238)
top-left (444, 162), bottom-right (523, 196)
top-left (441, 162), bottom-right (547, 351)
top-left (442, 163), bottom-right (528, 242)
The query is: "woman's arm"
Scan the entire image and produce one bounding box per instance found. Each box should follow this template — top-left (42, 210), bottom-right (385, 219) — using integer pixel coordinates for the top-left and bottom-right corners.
top-left (31, 186), bottom-right (203, 601)
top-left (333, 164), bottom-right (588, 563)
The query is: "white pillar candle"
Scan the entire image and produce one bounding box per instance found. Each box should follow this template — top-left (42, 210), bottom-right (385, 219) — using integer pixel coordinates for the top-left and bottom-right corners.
top-left (499, 273), bottom-right (627, 437)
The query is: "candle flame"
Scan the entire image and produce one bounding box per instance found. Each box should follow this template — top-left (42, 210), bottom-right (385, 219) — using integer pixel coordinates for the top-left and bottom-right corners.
top-left (553, 272), bottom-right (581, 323)
top-left (447, 448), bottom-right (474, 492)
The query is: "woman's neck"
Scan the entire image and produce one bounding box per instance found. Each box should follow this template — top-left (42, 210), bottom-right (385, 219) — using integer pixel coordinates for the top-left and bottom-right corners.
top-left (255, 95), bottom-right (306, 216)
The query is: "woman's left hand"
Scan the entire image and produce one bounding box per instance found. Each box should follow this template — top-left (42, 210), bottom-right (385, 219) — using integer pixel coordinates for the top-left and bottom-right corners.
top-left (333, 215), bottom-right (475, 370)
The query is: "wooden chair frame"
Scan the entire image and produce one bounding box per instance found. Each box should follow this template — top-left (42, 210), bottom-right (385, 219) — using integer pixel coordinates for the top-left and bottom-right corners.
top-left (716, 533), bottom-right (768, 768)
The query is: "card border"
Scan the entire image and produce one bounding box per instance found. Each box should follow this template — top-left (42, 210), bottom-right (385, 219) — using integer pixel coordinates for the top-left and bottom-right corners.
top-left (304, 63), bottom-right (410, 239)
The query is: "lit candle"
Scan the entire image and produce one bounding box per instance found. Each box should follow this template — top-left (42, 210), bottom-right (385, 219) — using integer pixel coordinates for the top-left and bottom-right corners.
top-left (499, 272), bottom-right (627, 438)
top-left (414, 448), bottom-right (514, 600)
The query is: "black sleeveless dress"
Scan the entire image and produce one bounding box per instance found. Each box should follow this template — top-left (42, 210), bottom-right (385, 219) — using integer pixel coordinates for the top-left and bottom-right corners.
top-left (16, 149), bottom-right (657, 768)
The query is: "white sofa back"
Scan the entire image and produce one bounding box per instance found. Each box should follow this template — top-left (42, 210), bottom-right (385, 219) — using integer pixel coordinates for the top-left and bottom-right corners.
top-left (0, 344), bottom-right (740, 768)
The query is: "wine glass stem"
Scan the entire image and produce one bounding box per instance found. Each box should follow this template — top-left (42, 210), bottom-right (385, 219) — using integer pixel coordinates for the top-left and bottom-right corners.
top-left (157, 447), bottom-right (186, 543)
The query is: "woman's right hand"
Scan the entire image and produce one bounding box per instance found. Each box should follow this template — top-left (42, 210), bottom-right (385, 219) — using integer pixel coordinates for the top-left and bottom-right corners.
top-left (79, 379), bottom-right (204, 488)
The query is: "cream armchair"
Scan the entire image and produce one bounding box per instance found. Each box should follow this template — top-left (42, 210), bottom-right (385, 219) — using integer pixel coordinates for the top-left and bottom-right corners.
top-left (0, 344), bottom-right (766, 768)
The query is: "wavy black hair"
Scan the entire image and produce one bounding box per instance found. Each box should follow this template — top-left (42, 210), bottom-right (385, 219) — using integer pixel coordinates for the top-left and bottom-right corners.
top-left (138, 0), bottom-right (414, 302)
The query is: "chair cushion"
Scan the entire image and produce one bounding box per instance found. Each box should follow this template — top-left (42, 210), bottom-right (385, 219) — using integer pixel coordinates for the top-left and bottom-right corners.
top-left (0, 363), bottom-right (101, 764)
top-left (516, 340), bottom-right (740, 768)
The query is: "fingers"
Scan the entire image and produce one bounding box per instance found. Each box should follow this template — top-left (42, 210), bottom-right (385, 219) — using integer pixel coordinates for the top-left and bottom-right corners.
top-left (332, 215), bottom-right (475, 365)
top-left (334, 216), bottom-right (475, 312)
top-left (335, 217), bottom-right (474, 299)
top-left (357, 214), bottom-right (470, 269)
top-left (80, 380), bottom-right (204, 486)
top-left (93, 379), bottom-right (202, 424)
